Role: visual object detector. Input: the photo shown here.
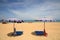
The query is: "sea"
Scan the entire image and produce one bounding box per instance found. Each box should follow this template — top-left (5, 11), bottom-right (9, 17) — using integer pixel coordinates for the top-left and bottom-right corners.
top-left (24, 20), bottom-right (60, 22)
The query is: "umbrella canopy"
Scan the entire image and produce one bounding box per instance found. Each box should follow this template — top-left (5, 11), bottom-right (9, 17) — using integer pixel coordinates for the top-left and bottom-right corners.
top-left (7, 18), bottom-right (19, 21)
top-left (38, 17), bottom-right (54, 22)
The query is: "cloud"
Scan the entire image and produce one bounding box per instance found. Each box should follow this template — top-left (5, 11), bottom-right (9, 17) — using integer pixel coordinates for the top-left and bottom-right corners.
top-left (0, 0), bottom-right (60, 20)
top-left (9, 10), bottom-right (38, 20)
top-left (9, 0), bottom-right (60, 20)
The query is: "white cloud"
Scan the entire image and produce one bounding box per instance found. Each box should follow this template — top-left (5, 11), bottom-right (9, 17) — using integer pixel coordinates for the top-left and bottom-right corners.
top-left (10, 10), bottom-right (38, 20)
top-left (1, 0), bottom-right (60, 20)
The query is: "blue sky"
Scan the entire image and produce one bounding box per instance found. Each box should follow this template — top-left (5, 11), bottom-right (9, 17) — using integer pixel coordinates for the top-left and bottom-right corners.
top-left (0, 0), bottom-right (60, 20)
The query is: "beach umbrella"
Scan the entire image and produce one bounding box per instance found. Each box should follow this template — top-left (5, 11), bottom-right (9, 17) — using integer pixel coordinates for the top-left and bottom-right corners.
top-left (32, 18), bottom-right (47, 36)
top-left (12, 19), bottom-right (23, 36)
top-left (7, 18), bottom-right (23, 36)
top-left (39, 17), bottom-right (54, 22)
top-left (2, 16), bottom-right (7, 24)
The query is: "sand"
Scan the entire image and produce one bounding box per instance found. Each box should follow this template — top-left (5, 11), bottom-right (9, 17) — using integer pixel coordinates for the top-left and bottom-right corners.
top-left (0, 22), bottom-right (60, 40)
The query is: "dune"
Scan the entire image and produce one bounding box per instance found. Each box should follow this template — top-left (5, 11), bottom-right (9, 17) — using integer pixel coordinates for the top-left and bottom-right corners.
top-left (0, 22), bottom-right (60, 40)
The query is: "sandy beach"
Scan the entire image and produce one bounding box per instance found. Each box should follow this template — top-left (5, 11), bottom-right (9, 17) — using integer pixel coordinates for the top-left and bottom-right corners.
top-left (0, 22), bottom-right (60, 40)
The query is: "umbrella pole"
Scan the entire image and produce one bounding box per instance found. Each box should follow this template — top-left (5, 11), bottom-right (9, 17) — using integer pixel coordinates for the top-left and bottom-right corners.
top-left (44, 21), bottom-right (47, 36)
top-left (43, 21), bottom-right (45, 33)
top-left (44, 21), bottom-right (45, 30)
top-left (13, 23), bottom-right (16, 34)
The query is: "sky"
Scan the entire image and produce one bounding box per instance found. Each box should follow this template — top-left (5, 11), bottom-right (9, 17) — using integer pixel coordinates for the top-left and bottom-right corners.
top-left (0, 0), bottom-right (60, 20)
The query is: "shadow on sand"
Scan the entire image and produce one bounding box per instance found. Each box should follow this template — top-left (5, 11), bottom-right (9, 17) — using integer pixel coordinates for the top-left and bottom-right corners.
top-left (7, 32), bottom-right (23, 37)
top-left (31, 32), bottom-right (44, 36)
